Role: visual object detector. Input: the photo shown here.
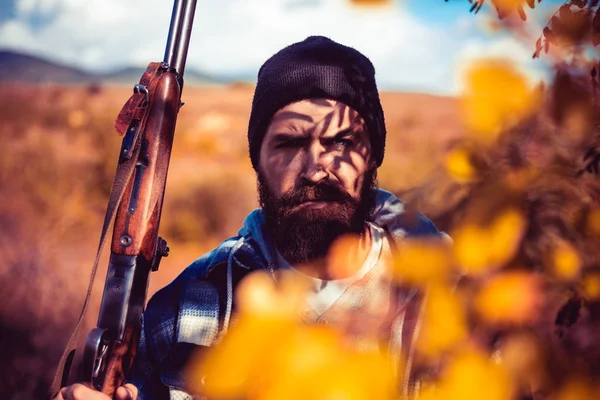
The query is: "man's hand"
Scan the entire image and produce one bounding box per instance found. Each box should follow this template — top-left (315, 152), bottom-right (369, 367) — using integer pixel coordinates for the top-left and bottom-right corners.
top-left (54, 383), bottom-right (138, 400)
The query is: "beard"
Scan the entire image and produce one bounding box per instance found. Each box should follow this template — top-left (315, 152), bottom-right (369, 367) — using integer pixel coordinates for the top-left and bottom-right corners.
top-left (258, 169), bottom-right (377, 266)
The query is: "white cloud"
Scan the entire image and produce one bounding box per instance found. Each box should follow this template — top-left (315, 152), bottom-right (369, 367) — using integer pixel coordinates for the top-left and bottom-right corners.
top-left (0, 0), bottom-right (552, 94)
top-left (190, 0), bottom-right (454, 92)
top-left (452, 35), bottom-right (552, 94)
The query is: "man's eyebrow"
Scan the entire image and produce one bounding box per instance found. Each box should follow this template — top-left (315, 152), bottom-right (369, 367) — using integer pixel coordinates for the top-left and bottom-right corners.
top-left (271, 128), bottom-right (358, 143)
top-left (271, 111), bottom-right (314, 123)
top-left (271, 132), bottom-right (308, 142)
top-left (329, 128), bottom-right (357, 139)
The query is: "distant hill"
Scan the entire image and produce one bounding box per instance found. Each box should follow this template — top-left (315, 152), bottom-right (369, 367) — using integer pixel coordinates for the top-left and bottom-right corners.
top-left (100, 65), bottom-right (232, 86)
top-left (0, 50), bottom-right (93, 84)
top-left (0, 50), bottom-right (242, 85)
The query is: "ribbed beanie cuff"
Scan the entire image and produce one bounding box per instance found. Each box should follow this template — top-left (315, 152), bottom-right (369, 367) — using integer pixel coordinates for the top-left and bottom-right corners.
top-left (248, 36), bottom-right (386, 171)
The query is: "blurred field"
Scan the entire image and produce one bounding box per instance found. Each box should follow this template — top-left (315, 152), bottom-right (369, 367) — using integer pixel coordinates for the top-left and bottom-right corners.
top-left (0, 83), bottom-right (462, 398)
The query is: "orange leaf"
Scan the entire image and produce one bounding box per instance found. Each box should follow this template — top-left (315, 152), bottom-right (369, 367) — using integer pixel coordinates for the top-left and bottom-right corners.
top-left (348, 0), bottom-right (391, 6)
top-left (391, 239), bottom-right (453, 285)
top-left (559, 4), bottom-right (573, 23)
top-left (552, 241), bottom-right (582, 281)
top-left (543, 27), bottom-right (559, 46)
top-left (460, 58), bottom-right (538, 142)
top-left (476, 272), bottom-right (544, 325)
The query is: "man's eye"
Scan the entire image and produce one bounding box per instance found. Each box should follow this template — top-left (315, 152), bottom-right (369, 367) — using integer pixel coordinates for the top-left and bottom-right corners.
top-left (333, 138), bottom-right (354, 148)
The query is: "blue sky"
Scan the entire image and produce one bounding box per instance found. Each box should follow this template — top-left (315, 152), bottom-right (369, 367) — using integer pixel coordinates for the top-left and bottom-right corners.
top-left (0, 0), bottom-right (567, 94)
top-left (407, 0), bottom-right (564, 26)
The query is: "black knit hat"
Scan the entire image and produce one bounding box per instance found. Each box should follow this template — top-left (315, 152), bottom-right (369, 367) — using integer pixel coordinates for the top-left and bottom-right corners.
top-left (248, 35), bottom-right (386, 171)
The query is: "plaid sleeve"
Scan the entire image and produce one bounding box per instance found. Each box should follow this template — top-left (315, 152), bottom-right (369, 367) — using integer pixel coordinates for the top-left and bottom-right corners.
top-left (127, 245), bottom-right (234, 399)
top-left (128, 313), bottom-right (169, 400)
top-left (128, 277), bottom-right (182, 400)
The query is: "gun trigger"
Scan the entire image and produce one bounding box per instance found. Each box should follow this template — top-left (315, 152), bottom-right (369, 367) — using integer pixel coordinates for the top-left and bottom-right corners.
top-left (119, 120), bottom-right (139, 163)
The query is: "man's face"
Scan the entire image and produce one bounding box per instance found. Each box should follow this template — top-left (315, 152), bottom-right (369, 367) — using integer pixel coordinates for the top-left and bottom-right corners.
top-left (259, 98), bottom-right (372, 201)
top-left (257, 98), bottom-right (376, 266)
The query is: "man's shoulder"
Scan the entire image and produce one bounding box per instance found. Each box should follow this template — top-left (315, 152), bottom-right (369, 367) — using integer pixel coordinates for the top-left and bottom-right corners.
top-left (373, 188), bottom-right (446, 240)
top-left (143, 234), bottom-right (266, 335)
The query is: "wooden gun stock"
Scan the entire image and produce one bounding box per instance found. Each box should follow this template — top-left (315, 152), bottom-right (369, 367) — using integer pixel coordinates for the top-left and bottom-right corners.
top-left (85, 67), bottom-right (181, 395)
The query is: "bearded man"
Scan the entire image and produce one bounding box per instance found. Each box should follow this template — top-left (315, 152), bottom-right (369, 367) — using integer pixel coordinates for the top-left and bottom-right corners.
top-left (57, 35), bottom-right (446, 400)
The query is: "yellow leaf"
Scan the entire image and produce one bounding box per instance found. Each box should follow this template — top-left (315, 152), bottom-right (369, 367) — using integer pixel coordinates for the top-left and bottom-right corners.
top-left (453, 209), bottom-right (526, 276)
top-left (235, 270), bottom-right (282, 316)
top-left (582, 274), bottom-right (600, 300)
top-left (417, 284), bottom-right (467, 358)
top-left (437, 349), bottom-right (514, 400)
top-left (187, 316), bottom-right (296, 398)
top-left (236, 270), bottom-right (308, 317)
top-left (348, 0), bottom-right (392, 7)
top-left (453, 225), bottom-right (492, 274)
top-left (552, 241), bottom-right (581, 280)
top-left (587, 207), bottom-right (600, 235)
top-left (257, 330), bottom-right (395, 400)
top-left (445, 148), bottom-right (477, 183)
top-left (391, 239), bottom-right (453, 285)
top-left (488, 208), bottom-right (527, 266)
top-left (496, 332), bottom-right (544, 386)
top-left (461, 58), bottom-right (538, 143)
top-left (475, 272), bottom-right (543, 325)
top-left (493, 0), bottom-right (528, 9)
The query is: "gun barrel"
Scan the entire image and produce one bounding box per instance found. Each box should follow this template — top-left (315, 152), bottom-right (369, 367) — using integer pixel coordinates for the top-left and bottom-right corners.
top-left (164, 0), bottom-right (198, 78)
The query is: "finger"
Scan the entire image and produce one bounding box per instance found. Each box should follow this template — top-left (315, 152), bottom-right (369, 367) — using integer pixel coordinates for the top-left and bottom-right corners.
top-left (115, 384), bottom-right (138, 400)
top-left (61, 384), bottom-right (79, 400)
top-left (54, 388), bottom-right (66, 400)
top-left (115, 386), bottom-right (132, 400)
top-left (123, 384), bottom-right (138, 399)
top-left (61, 383), bottom-right (109, 400)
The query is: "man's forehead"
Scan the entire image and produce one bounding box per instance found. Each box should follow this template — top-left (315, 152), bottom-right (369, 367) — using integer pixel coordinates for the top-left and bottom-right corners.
top-left (270, 99), bottom-right (365, 129)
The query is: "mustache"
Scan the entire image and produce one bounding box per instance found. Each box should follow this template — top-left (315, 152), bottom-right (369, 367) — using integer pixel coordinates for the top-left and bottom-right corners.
top-left (278, 182), bottom-right (357, 208)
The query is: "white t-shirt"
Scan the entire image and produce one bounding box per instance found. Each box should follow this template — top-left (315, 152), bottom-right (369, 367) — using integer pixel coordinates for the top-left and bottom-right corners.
top-left (276, 222), bottom-right (386, 317)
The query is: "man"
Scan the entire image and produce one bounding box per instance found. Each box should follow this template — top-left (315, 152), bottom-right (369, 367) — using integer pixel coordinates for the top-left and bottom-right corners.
top-left (57, 35), bottom-right (445, 400)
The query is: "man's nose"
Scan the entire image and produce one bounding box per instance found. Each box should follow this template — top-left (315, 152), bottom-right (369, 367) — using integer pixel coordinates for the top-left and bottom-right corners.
top-left (300, 143), bottom-right (329, 185)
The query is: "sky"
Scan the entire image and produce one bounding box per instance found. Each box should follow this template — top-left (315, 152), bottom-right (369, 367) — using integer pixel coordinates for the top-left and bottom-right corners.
top-left (0, 0), bottom-right (566, 94)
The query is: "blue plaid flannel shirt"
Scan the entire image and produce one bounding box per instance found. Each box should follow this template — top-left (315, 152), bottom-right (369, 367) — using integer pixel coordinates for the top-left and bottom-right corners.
top-left (128, 189), bottom-right (445, 399)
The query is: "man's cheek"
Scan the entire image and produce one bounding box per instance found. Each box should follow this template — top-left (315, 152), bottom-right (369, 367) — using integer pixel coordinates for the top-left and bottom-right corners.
top-left (261, 171), bottom-right (289, 199)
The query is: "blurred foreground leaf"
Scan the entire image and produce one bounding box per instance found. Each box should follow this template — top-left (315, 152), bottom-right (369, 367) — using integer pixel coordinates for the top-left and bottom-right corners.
top-left (348, 0), bottom-right (392, 6)
top-left (552, 241), bottom-right (582, 281)
top-left (391, 239), bottom-right (453, 285)
top-left (476, 272), bottom-right (544, 325)
top-left (417, 284), bottom-right (468, 359)
top-left (453, 208), bottom-right (527, 276)
top-left (419, 349), bottom-right (514, 400)
top-left (461, 59), bottom-right (539, 143)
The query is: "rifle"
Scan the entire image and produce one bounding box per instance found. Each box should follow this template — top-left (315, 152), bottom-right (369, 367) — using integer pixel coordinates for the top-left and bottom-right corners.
top-left (50, 0), bottom-right (198, 396)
